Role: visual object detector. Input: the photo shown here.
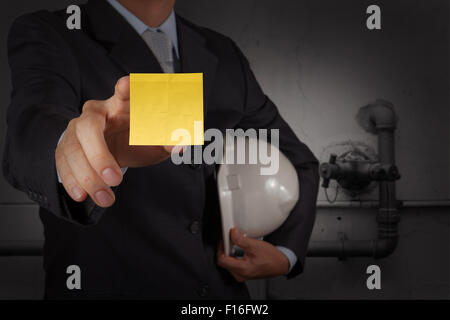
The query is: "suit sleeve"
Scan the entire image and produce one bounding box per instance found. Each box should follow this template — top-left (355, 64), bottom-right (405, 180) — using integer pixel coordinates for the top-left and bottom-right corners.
top-left (232, 42), bottom-right (320, 278)
top-left (2, 13), bottom-right (102, 226)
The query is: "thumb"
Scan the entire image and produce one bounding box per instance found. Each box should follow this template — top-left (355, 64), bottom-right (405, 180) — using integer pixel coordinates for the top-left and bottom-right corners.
top-left (230, 228), bottom-right (254, 251)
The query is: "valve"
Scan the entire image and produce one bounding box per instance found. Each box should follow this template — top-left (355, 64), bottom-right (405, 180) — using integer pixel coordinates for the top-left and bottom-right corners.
top-left (320, 154), bottom-right (401, 193)
top-left (320, 154), bottom-right (338, 188)
top-left (369, 164), bottom-right (401, 181)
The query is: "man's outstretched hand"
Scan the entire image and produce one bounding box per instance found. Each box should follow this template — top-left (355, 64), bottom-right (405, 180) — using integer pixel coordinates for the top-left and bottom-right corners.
top-left (217, 228), bottom-right (290, 282)
top-left (55, 76), bottom-right (177, 208)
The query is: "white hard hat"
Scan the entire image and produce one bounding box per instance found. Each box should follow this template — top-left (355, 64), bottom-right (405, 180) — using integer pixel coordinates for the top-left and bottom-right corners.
top-left (217, 136), bottom-right (300, 256)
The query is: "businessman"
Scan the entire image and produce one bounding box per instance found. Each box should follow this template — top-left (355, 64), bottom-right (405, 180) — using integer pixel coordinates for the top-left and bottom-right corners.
top-left (3, 0), bottom-right (319, 299)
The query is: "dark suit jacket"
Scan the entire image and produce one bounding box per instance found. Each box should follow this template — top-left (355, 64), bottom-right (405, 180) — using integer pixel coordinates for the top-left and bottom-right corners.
top-left (3, 0), bottom-right (319, 299)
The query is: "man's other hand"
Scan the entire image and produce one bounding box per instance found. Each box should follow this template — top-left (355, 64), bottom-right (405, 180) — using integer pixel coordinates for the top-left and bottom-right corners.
top-left (55, 76), bottom-right (176, 207)
top-left (217, 228), bottom-right (290, 282)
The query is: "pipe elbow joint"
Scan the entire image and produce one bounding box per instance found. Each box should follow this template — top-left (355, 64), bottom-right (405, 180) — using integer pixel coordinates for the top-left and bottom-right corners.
top-left (373, 237), bottom-right (398, 259)
top-left (367, 99), bottom-right (398, 131)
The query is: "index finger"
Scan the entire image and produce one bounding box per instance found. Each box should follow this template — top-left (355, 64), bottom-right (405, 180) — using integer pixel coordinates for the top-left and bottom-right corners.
top-left (108, 76), bottom-right (130, 115)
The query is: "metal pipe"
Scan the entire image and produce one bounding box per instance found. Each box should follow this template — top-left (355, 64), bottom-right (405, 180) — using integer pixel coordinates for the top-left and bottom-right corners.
top-left (0, 241), bottom-right (43, 256)
top-left (307, 238), bottom-right (397, 259)
top-left (317, 200), bottom-right (450, 208)
top-left (308, 100), bottom-right (400, 259)
top-left (372, 100), bottom-right (399, 257)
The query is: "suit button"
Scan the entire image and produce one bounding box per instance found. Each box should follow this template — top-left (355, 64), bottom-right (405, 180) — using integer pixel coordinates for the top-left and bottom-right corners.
top-left (189, 220), bottom-right (200, 234)
top-left (198, 285), bottom-right (209, 297)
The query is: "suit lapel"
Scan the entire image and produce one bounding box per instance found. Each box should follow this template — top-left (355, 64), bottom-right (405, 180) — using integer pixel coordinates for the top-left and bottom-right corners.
top-left (177, 16), bottom-right (218, 120)
top-left (85, 0), bottom-right (162, 74)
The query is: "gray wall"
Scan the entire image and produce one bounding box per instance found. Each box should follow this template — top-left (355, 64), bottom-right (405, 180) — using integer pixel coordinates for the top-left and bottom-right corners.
top-left (0, 0), bottom-right (448, 299)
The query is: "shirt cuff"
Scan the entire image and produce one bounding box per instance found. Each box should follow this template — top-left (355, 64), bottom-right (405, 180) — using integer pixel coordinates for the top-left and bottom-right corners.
top-left (56, 130), bottom-right (128, 183)
top-left (276, 246), bottom-right (298, 274)
top-left (56, 131), bottom-right (65, 183)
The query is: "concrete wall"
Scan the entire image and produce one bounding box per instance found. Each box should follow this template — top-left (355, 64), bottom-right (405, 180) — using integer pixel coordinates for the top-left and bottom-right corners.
top-left (176, 0), bottom-right (449, 202)
top-left (265, 206), bottom-right (449, 300)
top-left (176, 0), bottom-right (450, 300)
top-left (0, 0), bottom-right (448, 299)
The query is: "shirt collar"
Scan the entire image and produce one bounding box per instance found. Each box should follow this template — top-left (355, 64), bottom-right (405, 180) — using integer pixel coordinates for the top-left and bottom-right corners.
top-left (106, 0), bottom-right (179, 57)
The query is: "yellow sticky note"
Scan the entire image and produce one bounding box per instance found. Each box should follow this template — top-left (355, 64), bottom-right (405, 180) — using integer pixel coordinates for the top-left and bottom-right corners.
top-left (129, 73), bottom-right (204, 146)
